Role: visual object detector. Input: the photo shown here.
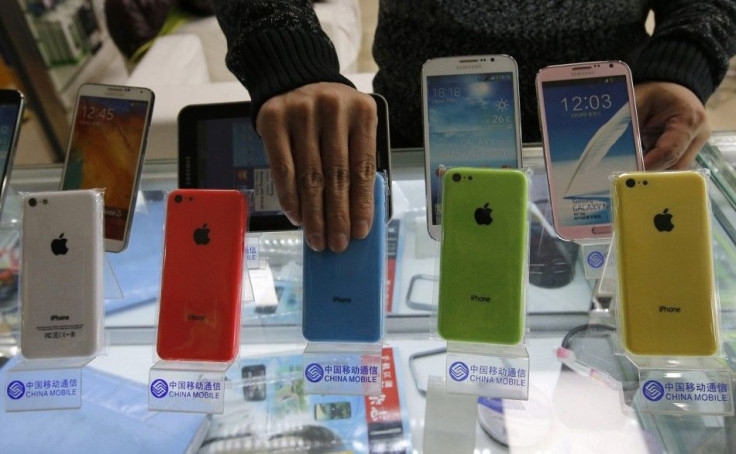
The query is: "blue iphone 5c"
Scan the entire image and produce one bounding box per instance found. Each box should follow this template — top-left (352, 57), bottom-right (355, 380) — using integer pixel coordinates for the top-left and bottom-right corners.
top-left (302, 173), bottom-right (387, 343)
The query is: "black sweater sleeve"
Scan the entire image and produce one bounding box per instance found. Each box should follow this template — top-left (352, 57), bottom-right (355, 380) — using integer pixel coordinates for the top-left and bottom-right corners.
top-left (212, 0), bottom-right (354, 120)
top-left (629, 0), bottom-right (736, 103)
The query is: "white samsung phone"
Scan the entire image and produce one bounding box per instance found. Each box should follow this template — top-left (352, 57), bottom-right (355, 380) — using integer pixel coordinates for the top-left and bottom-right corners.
top-left (536, 61), bottom-right (644, 241)
top-left (60, 83), bottom-right (154, 252)
top-left (422, 55), bottom-right (522, 240)
top-left (20, 190), bottom-right (104, 359)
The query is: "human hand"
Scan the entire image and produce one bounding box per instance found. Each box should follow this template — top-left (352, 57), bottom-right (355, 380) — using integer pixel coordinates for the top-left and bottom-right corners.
top-left (256, 82), bottom-right (377, 252)
top-left (635, 81), bottom-right (710, 170)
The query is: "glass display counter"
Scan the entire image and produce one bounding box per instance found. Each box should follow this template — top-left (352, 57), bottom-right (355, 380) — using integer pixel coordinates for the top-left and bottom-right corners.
top-left (0, 136), bottom-right (735, 453)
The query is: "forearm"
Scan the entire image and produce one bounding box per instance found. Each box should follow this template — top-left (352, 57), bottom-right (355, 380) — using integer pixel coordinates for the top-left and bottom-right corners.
top-left (631, 0), bottom-right (736, 102)
top-left (212, 0), bottom-right (354, 117)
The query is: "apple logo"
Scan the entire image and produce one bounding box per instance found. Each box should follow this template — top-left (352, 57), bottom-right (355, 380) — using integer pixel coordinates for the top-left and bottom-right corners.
top-left (51, 233), bottom-right (68, 255)
top-left (474, 203), bottom-right (493, 225)
top-left (193, 223), bottom-right (210, 245)
top-left (653, 208), bottom-right (674, 232)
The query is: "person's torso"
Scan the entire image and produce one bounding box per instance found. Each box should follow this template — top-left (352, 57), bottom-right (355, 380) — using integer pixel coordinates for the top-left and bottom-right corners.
top-left (373, 0), bottom-right (651, 145)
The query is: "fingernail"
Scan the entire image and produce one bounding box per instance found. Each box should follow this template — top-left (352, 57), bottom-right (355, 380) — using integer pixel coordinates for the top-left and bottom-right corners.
top-left (354, 220), bottom-right (371, 239)
top-left (307, 233), bottom-right (325, 251)
top-left (285, 210), bottom-right (300, 226)
top-left (329, 233), bottom-right (349, 252)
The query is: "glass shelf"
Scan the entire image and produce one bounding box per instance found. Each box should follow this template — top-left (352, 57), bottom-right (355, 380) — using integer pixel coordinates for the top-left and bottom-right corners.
top-left (1, 137), bottom-right (736, 453)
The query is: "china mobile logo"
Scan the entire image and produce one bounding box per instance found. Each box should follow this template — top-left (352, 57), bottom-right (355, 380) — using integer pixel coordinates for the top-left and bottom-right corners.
top-left (449, 361), bottom-right (470, 382)
top-left (304, 363), bottom-right (324, 383)
top-left (642, 380), bottom-right (665, 402)
top-left (6, 381), bottom-right (24, 400)
top-left (586, 251), bottom-right (605, 269)
top-left (150, 379), bottom-right (169, 399)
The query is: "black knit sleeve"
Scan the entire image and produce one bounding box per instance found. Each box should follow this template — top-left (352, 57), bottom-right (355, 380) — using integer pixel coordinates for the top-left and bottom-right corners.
top-left (212, 0), bottom-right (354, 121)
top-left (629, 0), bottom-right (736, 103)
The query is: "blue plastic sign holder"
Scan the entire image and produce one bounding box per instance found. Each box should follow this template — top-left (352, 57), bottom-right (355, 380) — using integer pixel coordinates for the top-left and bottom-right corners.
top-left (629, 356), bottom-right (733, 415)
top-left (303, 342), bottom-right (383, 396)
top-left (5, 356), bottom-right (90, 411)
top-left (148, 360), bottom-right (230, 414)
top-left (444, 341), bottom-right (529, 400)
top-left (577, 239), bottom-right (611, 280)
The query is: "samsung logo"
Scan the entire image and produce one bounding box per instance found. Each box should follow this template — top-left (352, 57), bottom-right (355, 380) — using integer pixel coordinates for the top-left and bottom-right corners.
top-left (332, 296), bottom-right (352, 303)
top-left (572, 70), bottom-right (595, 77)
top-left (184, 156), bottom-right (193, 185)
top-left (457, 64), bottom-right (482, 71)
top-left (50, 314), bottom-right (69, 321)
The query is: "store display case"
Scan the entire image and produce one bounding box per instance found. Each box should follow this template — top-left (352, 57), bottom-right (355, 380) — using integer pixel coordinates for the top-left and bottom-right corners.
top-left (0, 136), bottom-right (735, 452)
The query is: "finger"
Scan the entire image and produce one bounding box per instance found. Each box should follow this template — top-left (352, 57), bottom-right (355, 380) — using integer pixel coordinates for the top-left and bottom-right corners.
top-left (318, 95), bottom-right (352, 252)
top-left (348, 97), bottom-right (378, 239)
top-left (257, 104), bottom-right (301, 226)
top-left (290, 101), bottom-right (326, 251)
top-left (671, 121), bottom-right (710, 170)
top-left (643, 118), bottom-right (693, 170)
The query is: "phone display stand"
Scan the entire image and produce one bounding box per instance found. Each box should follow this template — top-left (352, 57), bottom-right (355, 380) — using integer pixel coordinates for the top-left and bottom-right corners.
top-left (444, 341), bottom-right (530, 400)
top-left (239, 234), bottom-right (258, 305)
top-left (241, 230), bottom-right (303, 330)
top-left (241, 234), bottom-right (286, 316)
top-left (576, 238), bottom-right (611, 281)
top-left (147, 359), bottom-right (230, 414)
top-left (604, 183), bottom-right (733, 415)
top-left (4, 355), bottom-right (91, 411)
top-left (591, 240), bottom-right (617, 312)
top-left (301, 174), bottom-right (389, 396)
top-left (8, 190), bottom-right (107, 411)
top-left (0, 186), bottom-right (21, 319)
top-left (148, 189), bottom-right (250, 414)
top-left (241, 191), bottom-right (257, 305)
top-left (1, 185), bottom-right (22, 226)
top-left (627, 355), bottom-right (733, 415)
top-left (0, 209), bottom-right (20, 319)
top-left (609, 282), bottom-right (732, 415)
top-left (430, 168), bottom-right (532, 400)
top-left (302, 341), bottom-right (383, 396)
top-left (102, 255), bottom-right (123, 300)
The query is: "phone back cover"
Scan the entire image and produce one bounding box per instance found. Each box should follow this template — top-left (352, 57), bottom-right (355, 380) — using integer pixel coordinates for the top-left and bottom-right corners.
top-left (156, 189), bottom-right (247, 362)
top-left (302, 174), bottom-right (387, 342)
top-left (613, 171), bottom-right (717, 356)
top-left (438, 168), bottom-right (528, 344)
top-left (21, 190), bottom-right (103, 359)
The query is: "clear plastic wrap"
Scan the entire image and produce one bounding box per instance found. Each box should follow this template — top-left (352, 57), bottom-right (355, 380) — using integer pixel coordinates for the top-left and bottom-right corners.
top-left (609, 169), bottom-right (732, 416)
top-left (149, 188), bottom-right (251, 414)
top-left (6, 189), bottom-right (106, 411)
top-left (430, 167), bottom-right (533, 399)
top-left (301, 173), bottom-right (389, 396)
